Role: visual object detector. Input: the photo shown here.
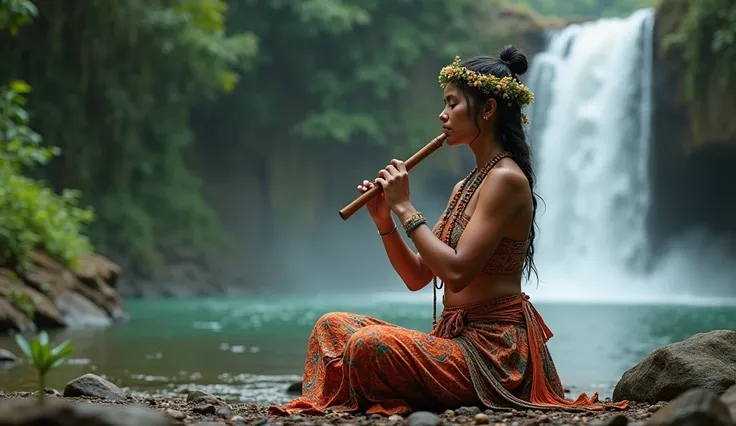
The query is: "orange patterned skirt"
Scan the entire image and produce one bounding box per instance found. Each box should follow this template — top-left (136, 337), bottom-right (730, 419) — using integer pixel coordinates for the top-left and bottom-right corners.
top-left (268, 293), bottom-right (628, 416)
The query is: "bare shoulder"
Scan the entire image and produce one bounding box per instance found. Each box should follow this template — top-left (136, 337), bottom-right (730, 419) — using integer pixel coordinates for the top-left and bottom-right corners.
top-left (481, 161), bottom-right (530, 206)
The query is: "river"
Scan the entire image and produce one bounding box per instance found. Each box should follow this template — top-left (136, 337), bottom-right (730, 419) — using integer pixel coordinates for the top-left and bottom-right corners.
top-left (2, 291), bottom-right (735, 405)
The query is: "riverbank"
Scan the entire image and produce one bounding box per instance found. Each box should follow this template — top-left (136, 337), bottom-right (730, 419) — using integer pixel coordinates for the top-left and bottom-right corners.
top-left (0, 250), bottom-right (127, 334)
top-left (0, 390), bottom-right (664, 426)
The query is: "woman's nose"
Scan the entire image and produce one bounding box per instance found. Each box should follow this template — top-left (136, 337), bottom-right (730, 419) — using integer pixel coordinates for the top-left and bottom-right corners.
top-left (438, 111), bottom-right (448, 122)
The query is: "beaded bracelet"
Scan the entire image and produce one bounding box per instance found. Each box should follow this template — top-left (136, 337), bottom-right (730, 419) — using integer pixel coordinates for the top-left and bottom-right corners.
top-left (402, 213), bottom-right (427, 236)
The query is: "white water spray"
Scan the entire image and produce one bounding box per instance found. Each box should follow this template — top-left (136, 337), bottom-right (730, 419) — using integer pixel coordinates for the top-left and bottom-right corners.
top-left (524, 9), bottom-right (660, 302)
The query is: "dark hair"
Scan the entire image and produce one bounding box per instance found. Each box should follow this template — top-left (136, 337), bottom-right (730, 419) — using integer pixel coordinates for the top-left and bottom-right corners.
top-left (456, 45), bottom-right (540, 284)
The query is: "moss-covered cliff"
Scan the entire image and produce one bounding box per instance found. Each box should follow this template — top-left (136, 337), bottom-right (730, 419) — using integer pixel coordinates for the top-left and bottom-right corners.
top-left (649, 0), bottom-right (736, 258)
top-left (654, 0), bottom-right (736, 152)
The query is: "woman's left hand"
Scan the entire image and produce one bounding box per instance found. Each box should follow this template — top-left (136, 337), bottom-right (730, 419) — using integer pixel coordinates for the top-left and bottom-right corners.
top-left (374, 159), bottom-right (412, 214)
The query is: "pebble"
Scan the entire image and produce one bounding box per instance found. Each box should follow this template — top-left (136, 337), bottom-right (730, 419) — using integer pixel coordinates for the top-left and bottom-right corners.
top-left (647, 404), bottom-right (662, 412)
top-left (407, 411), bottom-right (443, 426)
top-left (216, 405), bottom-right (231, 418)
top-left (193, 403), bottom-right (216, 414)
top-left (163, 408), bottom-right (186, 420)
top-left (473, 413), bottom-right (489, 424)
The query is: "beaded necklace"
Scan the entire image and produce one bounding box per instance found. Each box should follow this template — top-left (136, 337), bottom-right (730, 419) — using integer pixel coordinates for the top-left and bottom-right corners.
top-left (431, 151), bottom-right (513, 328)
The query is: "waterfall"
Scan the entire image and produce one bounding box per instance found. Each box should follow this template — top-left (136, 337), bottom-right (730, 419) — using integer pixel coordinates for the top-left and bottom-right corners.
top-left (524, 9), bottom-right (657, 302)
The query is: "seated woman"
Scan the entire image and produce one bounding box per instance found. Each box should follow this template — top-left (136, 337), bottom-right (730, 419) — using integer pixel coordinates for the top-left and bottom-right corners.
top-left (269, 45), bottom-right (628, 416)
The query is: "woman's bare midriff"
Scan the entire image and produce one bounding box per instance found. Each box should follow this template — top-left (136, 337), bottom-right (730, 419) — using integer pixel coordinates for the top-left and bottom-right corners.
top-left (442, 273), bottom-right (522, 307)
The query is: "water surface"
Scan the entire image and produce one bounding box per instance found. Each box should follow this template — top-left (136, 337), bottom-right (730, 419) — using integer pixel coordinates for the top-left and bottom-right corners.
top-left (1, 291), bottom-right (735, 405)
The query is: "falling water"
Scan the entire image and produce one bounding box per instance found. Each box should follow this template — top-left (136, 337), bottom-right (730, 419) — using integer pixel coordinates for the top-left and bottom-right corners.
top-left (524, 9), bottom-right (657, 302)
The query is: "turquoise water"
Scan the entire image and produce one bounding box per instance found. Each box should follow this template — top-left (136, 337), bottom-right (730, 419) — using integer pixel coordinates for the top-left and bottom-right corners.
top-left (1, 291), bottom-right (736, 405)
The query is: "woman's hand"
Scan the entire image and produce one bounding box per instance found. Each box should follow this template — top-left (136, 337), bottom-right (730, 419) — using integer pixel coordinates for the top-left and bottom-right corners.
top-left (358, 180), bottom-right (392, 225)
top-left (374, 159), bottom-right (413, 215)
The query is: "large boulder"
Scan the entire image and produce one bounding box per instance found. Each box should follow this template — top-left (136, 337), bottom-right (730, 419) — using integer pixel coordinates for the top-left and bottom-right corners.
top-left (613, 330), bottom-right (736, 403)
top-left (722, 384), bottom-right (736, 423)
top-left (646, 387), bottom-right (734, 426)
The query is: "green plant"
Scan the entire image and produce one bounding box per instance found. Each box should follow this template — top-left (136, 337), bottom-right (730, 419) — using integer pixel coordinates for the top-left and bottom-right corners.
top-left (0, 80), bottom-right (95, 270)
top-left (4, 287), bottom-right (35, 318)
top-left (14, 330), bottom-right (75, 404)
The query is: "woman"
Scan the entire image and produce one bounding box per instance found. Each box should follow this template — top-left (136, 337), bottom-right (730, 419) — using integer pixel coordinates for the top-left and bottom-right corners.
top-left (269, 45), bottom-right (628, 416)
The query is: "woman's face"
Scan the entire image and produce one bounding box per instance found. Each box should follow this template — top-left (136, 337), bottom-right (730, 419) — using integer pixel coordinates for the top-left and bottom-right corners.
top-left (438, 82), bottom-right (493, 146)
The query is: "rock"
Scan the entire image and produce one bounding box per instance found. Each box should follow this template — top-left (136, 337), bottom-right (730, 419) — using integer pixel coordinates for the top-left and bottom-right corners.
top-left (286, 381), bottom-right (302, 394)
top-left (388, 415), bottom-right (403, 422)
top-left (474, 413), bottom-right (489, 424)
top-left (722, 384), bottom-right (736, 422)
top-left (646, 387), bottom-right (734, 426)
top-left (163, 408), bottom-right (186, 420)
top-left (613, 330), bottom-right (736, 403)
top-left (0, 250), bottom-right (127, 334)
top-left (55, 291), bottom-right (112, 327)
top-left (193, 404), bottom-right (216, 414)
top-left (63, 373), bottom-right (127, 401)
top-left (0, 297), bottom-right (35, 333)
top-left (407, 411), bottom-right (443, 426)
top-left (456, 406), bottom-right (481, 416)
top-left (186, 389), bottom-right (226, 406)
top-left (215, 406), bottom-right (231, 418)
top-left (0, 349), bottom-right (19, 367)
top-left (0, 397), bottom-right (177, 426)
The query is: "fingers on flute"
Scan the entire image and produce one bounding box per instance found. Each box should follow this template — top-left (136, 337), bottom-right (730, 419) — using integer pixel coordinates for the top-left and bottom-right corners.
top-left (391, 159), bottom-right (406, 173)
top-left (357, 180), bottom-right (374, 193)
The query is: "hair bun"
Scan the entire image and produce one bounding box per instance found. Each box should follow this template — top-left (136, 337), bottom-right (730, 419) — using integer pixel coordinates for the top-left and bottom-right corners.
top-left (499, 45), bottom-right (528, 76)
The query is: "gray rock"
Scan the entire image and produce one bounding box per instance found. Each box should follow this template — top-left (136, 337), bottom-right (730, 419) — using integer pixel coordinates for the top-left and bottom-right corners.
top-left (722, 384), bottom-right (736, 423)
top-left (0, 349), bottom-right (19, 368)
top-left (646, 387), bottom-right (734, 426)
top-left (407, 411), bottom-right (443, 426)
top-left (455, 406), bottom-right (481, 416)
top-left (286, 381), bottom-right (302, 394)
top-left (0, 397), bottom-right (177, 426)
top-left (163, 408), bottom-right (186, 420)
top-left (193, 403), bottom-right (216, 414)
top-left (613, 330), bottom-right (736, 403)
top-left (186, 389), bottom-right (225, 406)
top-left (63, 373), bottom-right (126, 401)
top-left (215, 405), bottom-right (231, 418)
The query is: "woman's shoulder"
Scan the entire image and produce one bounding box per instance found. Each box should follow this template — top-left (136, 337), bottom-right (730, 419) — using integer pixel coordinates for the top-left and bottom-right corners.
top-left (483, 162), bottom-right (530, 203)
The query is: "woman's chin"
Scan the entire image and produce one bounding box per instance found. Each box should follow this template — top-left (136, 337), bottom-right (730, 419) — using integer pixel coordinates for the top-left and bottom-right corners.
top-left (446, 136), bottom-right (465, 147)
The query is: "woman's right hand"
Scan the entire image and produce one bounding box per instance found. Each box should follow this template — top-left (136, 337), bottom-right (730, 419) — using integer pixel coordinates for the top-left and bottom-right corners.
top-left (358, 180), bottom-right (392, 225)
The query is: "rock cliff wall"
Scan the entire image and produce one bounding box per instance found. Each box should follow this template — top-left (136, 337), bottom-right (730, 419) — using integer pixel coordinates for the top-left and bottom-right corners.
top-left (0, 251), bottom-right (127, 333)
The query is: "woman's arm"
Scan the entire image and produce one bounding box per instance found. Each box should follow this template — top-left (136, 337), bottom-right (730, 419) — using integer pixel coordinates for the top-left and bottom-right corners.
top-left (377, 161), bottom-right (528, 293)
top-left (377, 181), bottom-right (463, 291)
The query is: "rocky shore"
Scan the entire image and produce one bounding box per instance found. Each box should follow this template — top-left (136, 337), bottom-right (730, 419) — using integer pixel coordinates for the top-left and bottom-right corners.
top-left (0, 250), bottom-right (126, 333)
top-left (1, 331), bottom-right (735, 425)
top-left (0, 381), bottom-right (734, 426)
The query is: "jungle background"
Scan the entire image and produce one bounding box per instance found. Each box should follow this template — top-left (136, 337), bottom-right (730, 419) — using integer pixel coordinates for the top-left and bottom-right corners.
top-left (2, 0), bottom-right (735, 301)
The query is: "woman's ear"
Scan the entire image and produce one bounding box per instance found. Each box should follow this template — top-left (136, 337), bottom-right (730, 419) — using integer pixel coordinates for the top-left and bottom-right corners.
top-left (483, 98), bottom-right (497, 120)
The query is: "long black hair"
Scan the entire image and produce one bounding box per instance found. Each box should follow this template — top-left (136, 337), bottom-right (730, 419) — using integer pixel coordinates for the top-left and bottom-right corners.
top-left (456, 45), bottom-right (541, 284)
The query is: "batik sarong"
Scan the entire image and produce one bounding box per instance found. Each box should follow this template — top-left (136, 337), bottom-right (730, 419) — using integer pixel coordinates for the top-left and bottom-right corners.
top-left (268, 293), bottom-right (628, 416)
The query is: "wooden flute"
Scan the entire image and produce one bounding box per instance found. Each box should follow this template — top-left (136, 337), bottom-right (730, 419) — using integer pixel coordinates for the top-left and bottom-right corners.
top-left (338, 132), bottom-right (448, 220)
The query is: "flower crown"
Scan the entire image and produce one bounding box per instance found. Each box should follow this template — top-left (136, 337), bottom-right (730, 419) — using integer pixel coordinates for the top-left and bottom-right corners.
top-left (438, 56), bottom-right (535, 124)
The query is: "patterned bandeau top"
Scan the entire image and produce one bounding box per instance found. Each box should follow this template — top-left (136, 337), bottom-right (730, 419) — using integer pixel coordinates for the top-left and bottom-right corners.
top-left (433, 212), bottom-right (529, 275)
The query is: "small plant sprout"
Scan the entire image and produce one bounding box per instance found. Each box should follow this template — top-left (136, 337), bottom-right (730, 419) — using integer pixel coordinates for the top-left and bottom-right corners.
top-left (15, 330), bottom-right (75, 403)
